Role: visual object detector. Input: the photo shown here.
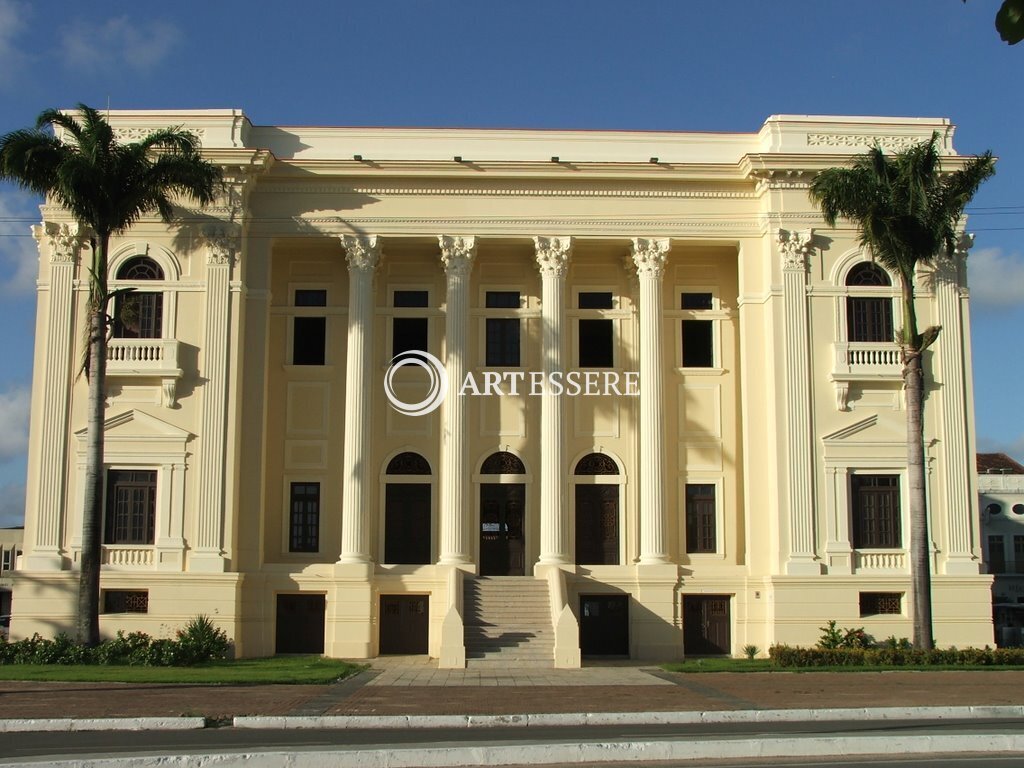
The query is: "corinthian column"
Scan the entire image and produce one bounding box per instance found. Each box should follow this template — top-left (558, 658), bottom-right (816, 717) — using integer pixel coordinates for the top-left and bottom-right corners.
top-left (438, 236), bottom-right (475, 565)
top-left (338, 235), bottom-right (380, 564)
top-left (778, 229), bottom-right (821, 575)
top-left (535, 236), bottom-right (572, 565)
top-left (632, 238), bottom-right (671, 564)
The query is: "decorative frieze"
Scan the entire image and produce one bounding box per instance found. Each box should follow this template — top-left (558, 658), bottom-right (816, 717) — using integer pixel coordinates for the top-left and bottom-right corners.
top-left (778, 229), bottom-right (814, 271)
top-left (807, 133), bottom-right (927, 151)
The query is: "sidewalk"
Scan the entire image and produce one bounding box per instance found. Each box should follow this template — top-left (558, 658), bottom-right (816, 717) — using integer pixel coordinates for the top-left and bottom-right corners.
top-left (2, 659), bottom-right (1024, 720)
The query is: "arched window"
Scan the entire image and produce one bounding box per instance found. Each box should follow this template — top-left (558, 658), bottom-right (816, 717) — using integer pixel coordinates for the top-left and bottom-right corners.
top-left (478, 452), bottom-right (526, 575)
top-left (114, 256), bottom-right (164, 339)
top-left (845, 262), bottom-right (893, 343)
top-left (480, 451), bottom-right (526, 475)
top-left (384, 452), bottom-right (431, 564)
top-left (574, 452), bottom-right (621, 565)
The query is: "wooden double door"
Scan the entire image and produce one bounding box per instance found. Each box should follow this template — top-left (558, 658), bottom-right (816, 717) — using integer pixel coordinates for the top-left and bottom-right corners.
top-left (275, 594), bottom-right (326, 654)
top-left (575, 485), bottom-right (619, 565)
top-left (683, 595), bottom-right (731, 655)
top-left (479, 483), bottom-right (525, 576)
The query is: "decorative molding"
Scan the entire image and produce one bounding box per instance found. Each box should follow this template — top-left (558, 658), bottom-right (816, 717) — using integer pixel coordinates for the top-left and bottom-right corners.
top-left (806, 133), bottom-right (926, 151)
top-left (438, 235), bottom-right (476, 276)
top-left (201, 227), bottom-right (239, 266)
top-left (778, 228), bottom-right (814, 270)
top-left (749, 169), bottom-right (815, 194)
top-left (534, 236), bottom-right (573, 277)
top-left (260, 182), bottom-right (760, 200)
top-left (38, 222), bottom-right (85, 263)
top-left (112, 127), bottom-right (206, 144)
top-left (341, 234), bottom-right (381, 272)
top-left (631, 237), bottom-right (671, 278)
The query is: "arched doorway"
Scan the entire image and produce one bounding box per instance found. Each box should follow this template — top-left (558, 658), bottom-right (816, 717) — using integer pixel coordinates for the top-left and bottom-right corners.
top-left (479, 451), bottom-right (526, 576)
top-left (383, 452), bottom-right (432, 564)
top-left (574, 452), bottom-right (621, 565)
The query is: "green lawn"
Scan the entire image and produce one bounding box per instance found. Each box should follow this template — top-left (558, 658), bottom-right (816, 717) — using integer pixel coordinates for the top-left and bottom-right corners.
top-left (661, 658), bottom-right (1024, 673)
top-left (0, 655), bottom-right (365, 684)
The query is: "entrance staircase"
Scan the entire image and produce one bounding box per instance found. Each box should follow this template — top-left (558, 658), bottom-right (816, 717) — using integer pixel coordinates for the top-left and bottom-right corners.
top-left (463, 576), bottom-right (554, 668)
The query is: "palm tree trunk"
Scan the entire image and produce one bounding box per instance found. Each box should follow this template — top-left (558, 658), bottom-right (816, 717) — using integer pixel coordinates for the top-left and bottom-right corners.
top-left (903, 284), bottom-right (934, 651)
top-left (77, 234), bottom-right (108, 646)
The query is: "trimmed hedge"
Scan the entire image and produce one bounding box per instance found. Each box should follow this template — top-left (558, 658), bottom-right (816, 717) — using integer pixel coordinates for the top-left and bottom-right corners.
top-left (769, 644), bottom-right (1024, 667)
top-left (0, 615), bottom-right (230, 666)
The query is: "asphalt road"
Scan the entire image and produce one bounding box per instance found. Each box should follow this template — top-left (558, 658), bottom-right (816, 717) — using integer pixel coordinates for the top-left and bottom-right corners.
top-left (3, 718), bottom-right (1024, 764)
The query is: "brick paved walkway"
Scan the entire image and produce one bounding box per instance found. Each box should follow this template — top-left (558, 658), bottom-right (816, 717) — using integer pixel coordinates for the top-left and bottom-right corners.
top-left (1, 663), bottom-right (1023, 720)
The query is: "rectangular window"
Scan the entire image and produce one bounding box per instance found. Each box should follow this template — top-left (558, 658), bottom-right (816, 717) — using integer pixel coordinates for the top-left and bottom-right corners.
top-left (485, 291), bottom-right (521, 367)
top-left (103, 590), bottom-right (149, 614)
top-left (393, 290), bottom-right (429, 357)
top-left (290, 482), bottom-right (321, 553)
top-left (1015, 536), bottom-right (1024, 575)
top-left (685, 484), bottom-right (717, 554)
top-left (989, 535), bottom-right (1007, 574)
top-left (1, 548), bottom-right (10, 572)
top-left (681, 320), bottom-right (714, 367)
top-left (681, 292), bottom-right (713, 310)
top-left (859, 592), bottom-right (902, 616)
top-left (851, 474), bottom-right (901, 549)
top-left (104, 470), bottom-right (157, 545)
top-left (115, 293), bottom-right (163, 339)
top-left (847, 297), bottom-right (893, 343)
top-left (293, 289), bottom-right (327, 365)
top-left (578, 292), bottom-right (614, 368)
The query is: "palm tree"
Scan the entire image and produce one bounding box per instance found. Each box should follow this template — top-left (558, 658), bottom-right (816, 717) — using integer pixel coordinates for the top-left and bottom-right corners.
top-left (0, 104), bottom-right (221, 645)
top-left (809, 134), bottom-right (994, 650)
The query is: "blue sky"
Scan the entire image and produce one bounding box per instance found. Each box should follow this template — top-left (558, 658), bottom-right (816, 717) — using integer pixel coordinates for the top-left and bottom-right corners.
top-left (1, 0), bottom-right (1023, 526)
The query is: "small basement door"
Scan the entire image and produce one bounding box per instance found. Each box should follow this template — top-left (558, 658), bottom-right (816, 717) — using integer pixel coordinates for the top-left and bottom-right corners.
top-left (683, 595), bottom-right (731, 655)
top-left (275, 594), bottom-right (326, 654)
top-left (379, 595), bottom-right (429, 654)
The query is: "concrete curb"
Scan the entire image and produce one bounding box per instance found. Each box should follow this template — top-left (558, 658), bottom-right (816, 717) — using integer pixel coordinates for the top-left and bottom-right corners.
top-left (233, 704), bottom-right (1024, 730)
top-left (7, 733), bottom-right (1024, 767)
top-left (0, 717), bottom-right (206, 733)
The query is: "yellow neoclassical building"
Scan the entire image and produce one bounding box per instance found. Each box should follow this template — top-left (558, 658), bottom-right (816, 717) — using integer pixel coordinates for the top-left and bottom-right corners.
top-left (11, 112), bottom-right (993, 664)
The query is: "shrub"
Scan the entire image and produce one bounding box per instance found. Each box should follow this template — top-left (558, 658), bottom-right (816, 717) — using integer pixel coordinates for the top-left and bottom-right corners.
top-left (742, 644), bottom-right (760, 660)
top-left (174, 615), bottom-right (230, 664)
top-left (817, 620), bottom-right (873, 650)
top-left (769, 643), bottom-right (1024, 668)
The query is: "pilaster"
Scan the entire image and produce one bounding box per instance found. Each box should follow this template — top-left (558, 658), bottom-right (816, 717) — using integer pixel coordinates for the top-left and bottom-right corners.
top-left (24, 223), bottom-right (83, 570)
top-left (191, 227), bottom-right (237, 572)
top-left (778, 229), bottom-right (822, 575)
top-left (438, 236), bottom-right (475, 565)
top-left (534, 236), bottom-right (572, 566)
top-left (338, 235), bottom-right (381, 564)
top-left (632, 238), bottom-right (670, 565)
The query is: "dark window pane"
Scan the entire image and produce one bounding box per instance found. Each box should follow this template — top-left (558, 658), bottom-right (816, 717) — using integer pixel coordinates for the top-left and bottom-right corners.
top-left (114, 292), bottom-right (163, 338)
top-left (989, 535), bottom-right (1007, 574)
top-left (579, 319), bottom-right (613, 367)
top-left (846, 262), bottom-right (891, 287)
top-left (578, 292), bottom-right (613, 309)
top-left (486, 291), bottom-right (520, 309)
top-left (295, 289), bottom-right (327, 307)
top-left (394, 290), bottom-right (428, 308)
top-left (847, 297), bottom-right (893, 342)
top-left (685, 484), bottom-right (716, 554)
top-left (116, 256), bottom-right (163, 281)
top-left (859, 592), bottom-right (901, 616)
top-left (104, 470), bottom-right (157, 545)
top-left (385, 483), bottom-right (431, 564)
top-left (290, 482), bottom-right (320, 553)
top-left (682, 320), bottom-right (713, 367)
top-left (293, 317), bottom-right (326, 365)
top-left (393, 317), bottom-right (428, 356)
top-left (103, 590), bottom-right (149, 614)
top-left (386, 452), bottom-right (432, 475)
top-left (486, 318), bottom-right (520, 366)
top-left (852, 475), bottom-right (901, 549)
top-left (681, 292), bottom-right (713, 310)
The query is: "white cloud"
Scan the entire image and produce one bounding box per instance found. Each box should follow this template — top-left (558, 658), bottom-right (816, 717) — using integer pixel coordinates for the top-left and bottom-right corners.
top-left (0, 386), bottom-right (30, 461)
top-left (978, 434), bottom-right (1024, 464)
top-left (0, 186), bottom-right (40, 297)
top-left (0, 0), bottom-right (28, 85)
top-left (968, 247), bottom-right (1024, 311)
top-left (0, 482), bottom-right (24, 528)
top-left (59, 16), bottom-right (181, 73)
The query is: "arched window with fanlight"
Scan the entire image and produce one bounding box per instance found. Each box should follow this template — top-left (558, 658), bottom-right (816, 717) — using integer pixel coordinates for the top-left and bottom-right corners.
top-left (845, 262), bottom-right (893, 343)
top-left (114, 256), bottom-right (164, 338)
top-left (383, 452), bottom-right (432, 565)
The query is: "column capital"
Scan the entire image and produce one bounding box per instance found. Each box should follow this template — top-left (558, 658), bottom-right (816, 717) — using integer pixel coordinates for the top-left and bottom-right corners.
top-left (202, 225), bottom-right (239, 266)
top-left (631, 238), bottom-right (670, 277)
top-left (534, 236), bottom-right (572, 277)
top-left (439, 235), bottom-right (476, 276)
top-left (36, 222), bottom-right (85, 264)
top-left (342, 234), bottom-right (381, 271)
top-left (778, 228), bottom-right (814, 270)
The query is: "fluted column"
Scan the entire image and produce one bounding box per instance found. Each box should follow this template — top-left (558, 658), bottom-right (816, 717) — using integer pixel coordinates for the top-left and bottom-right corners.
top-left (935, 236), bottom-right (976, 573)
top-left (338, 235), bottom-right (381, 564)
top-left (24, 223), bottom-right (81, 570)
top-left (438, 236), bottom-right (475, 565)
top-left (779, 229), bottom-right (821, 575)
top-left (535, 236), bottom-right (572, 565)
top-left (632, 238), bottom-right (670, 564)
top-left (191, 228), bottom-right (237, 571)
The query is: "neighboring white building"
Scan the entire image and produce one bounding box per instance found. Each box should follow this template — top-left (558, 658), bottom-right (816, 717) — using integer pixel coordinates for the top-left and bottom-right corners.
top-left (0, 527), bottom-right (23, 636)
top-left (11, 112), bottom-right (994, 664)
top-left (978, 452), bottom-right (1024, 647)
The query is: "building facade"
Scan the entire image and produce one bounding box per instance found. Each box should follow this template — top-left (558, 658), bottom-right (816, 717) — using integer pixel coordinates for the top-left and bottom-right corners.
top-left (11, 112), bottom-right (993, 663)
top-left (978, 452), bottom-right (1024, 646)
